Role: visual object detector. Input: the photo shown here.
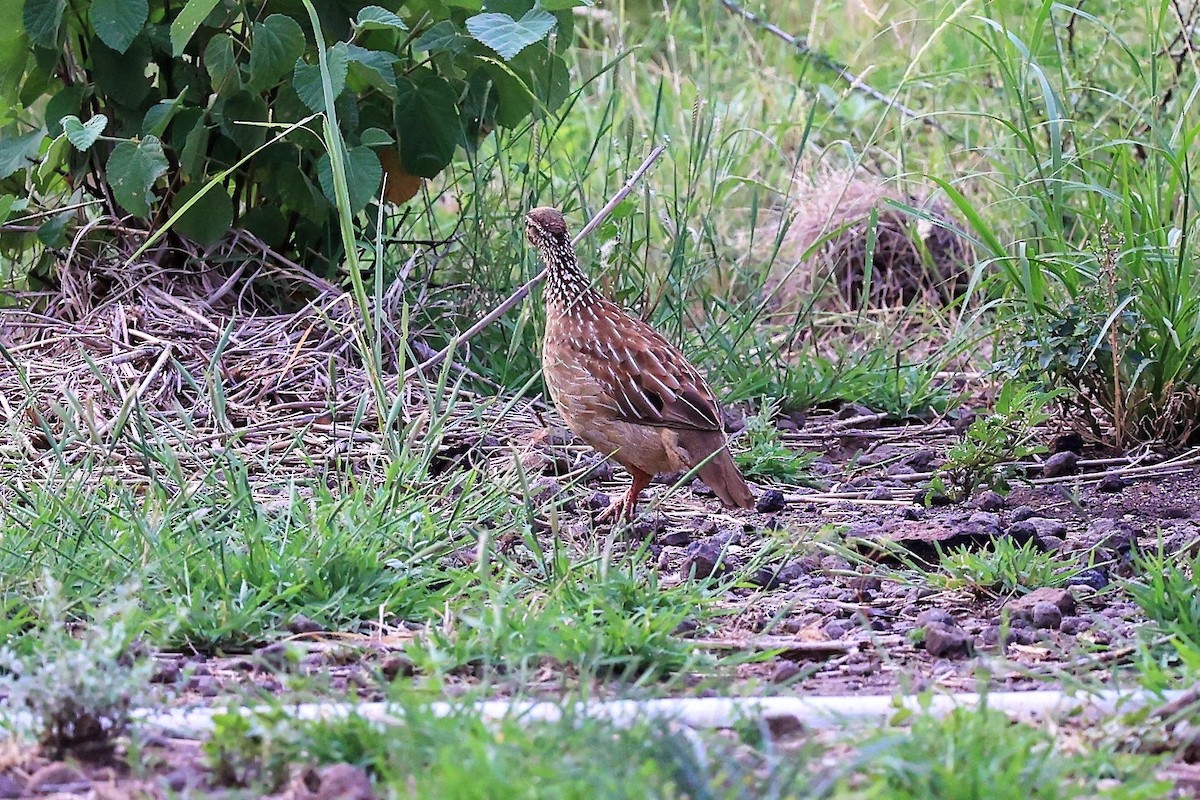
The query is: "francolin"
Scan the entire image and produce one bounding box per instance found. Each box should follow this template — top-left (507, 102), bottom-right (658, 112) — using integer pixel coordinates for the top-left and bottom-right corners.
top-left (526, 206), bottom-right (755, 522)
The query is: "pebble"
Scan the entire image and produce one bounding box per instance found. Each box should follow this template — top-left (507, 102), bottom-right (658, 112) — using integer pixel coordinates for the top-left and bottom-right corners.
top-left (755, 489), bottom-right (786, 513)
top-left (974, 490), bottom-right (1005, 512)
top-left (771, 661), bottom-right (803, 683)
top-left (1097, 472), bottom-right (1130, 493)
top-left (923, 621), bottom-right (972, 658)
top-left (823, 620), bottom-right (853, 639)
top-left (1030, 602), bottom-right (1063, 630)
top-left (1011, 505), bottom-right (1037, 522)
top-left (1041, 451), bottom-right (1079, 478)
top-left (287, 613), bottom-right (326, 635)
top-left (1060, 616), bottom-right (1092, 635)
top-left (915, 608), bottom-right (956, 627)
top-left (1003, 587), bottom-right (1077, 622)
top-left (1067, 568), bottom-right (1109, 590)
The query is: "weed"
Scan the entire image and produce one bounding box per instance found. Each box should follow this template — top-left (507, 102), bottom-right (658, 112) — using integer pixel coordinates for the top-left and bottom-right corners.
top-left (929, 382), bottom-right (1056, 502)
top-left (733, 402), bottom-right (817, 484)
top-left (854, 702), bottom-right (1169, 799)
top-left (0, 582), bottom-right (160, 758)
top-left (935, 537), bottom-right (1074, 596)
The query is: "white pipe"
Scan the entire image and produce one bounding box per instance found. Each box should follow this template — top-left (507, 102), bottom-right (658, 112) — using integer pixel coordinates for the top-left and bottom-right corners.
top-left (138, 688), bottom-right (1178, 740)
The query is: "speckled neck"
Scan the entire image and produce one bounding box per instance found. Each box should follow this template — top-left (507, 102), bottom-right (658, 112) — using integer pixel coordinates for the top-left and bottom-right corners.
top-left (538, 238), bottom-right (602, 316)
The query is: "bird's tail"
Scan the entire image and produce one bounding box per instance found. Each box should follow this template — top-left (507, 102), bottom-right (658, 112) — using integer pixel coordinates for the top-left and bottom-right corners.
top-left (697, 446), bottom-right (755, 509)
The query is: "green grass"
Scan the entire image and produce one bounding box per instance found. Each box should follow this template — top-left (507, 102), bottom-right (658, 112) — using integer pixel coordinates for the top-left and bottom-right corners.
top-left (935, 537), bottom-right (1077, 596)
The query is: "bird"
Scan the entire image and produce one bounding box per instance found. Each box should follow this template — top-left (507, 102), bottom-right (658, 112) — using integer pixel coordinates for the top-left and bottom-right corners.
top-left (525, 206), bottom-right (755, 522)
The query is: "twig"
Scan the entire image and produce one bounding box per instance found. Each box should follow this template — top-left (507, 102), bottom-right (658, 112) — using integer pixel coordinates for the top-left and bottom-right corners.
top-left (720, 0), bottom-right (941, 130)
top-left (403, 144), bottom-right (668, 380)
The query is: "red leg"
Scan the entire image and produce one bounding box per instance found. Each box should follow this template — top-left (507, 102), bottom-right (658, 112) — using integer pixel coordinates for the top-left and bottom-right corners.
top-left (597, 468), bottom-right (652, 523)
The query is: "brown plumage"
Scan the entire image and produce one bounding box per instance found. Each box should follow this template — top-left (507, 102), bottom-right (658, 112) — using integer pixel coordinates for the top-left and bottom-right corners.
top-left (526, 206), bottom-right (755, 522)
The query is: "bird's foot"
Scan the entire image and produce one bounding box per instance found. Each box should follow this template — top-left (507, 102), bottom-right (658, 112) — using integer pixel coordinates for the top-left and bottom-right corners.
top-left (596, 492), bottom-right (638, 524)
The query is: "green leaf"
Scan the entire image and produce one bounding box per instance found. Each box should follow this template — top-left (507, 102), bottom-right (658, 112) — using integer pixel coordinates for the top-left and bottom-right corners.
top-left (355, 5), bottom-right (406, 31)
top-left (92, 0), bottom-right (148, 54)
top-left (142, 95), bottom-right (186, 137)
top-left (0, 194), bottom-right (15, 224)
top-left (393, 70), bottom-right (462, 178)
top-left (170, 0), bottom-right (220, 55)
top-left (0, 127), bottom-right (45, 179)
top-left (411, 21), bottom-right (467, 54)
top-left (360, 127), bottom-right (393, 147)
top-left (36, 210), bottom-right (71, 247)
top-left (92, 35), bottom-right (152, 107)
top-left (173, 181), bottom-right (233, 245)
top-left (179, 122), bottom-right (209, 179)
top-left (23, 0), bottom-right (67, 48)
top-left (293, 44), bottom-right (349, 112)
top-left (0, 0), bottom-right (28, 103)
top-left (36, 132), bottom-right (68, 183)
top-left (61, 114), bottom-right (107, 150)
top-left (247, 14), bottom-right (306, 93)
top-left (106, 136), bottom-right (168, 217)
top-left (345, 44), bottom-right (398, 92)
top-left (204, 33), bottom-right (240, 94)
top-left (316, 145), bottom-right (381, 213)
top-left (465, 8), bottom-right (556, 60)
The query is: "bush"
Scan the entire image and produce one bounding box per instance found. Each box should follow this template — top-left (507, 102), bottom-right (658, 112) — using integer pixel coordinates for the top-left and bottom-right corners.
top-left (0, 0), bottom-right (585, 271)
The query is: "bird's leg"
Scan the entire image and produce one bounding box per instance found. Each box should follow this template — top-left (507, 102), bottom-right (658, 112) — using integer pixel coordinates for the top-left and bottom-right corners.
top-left (597, 468), bottom-right (652, 523)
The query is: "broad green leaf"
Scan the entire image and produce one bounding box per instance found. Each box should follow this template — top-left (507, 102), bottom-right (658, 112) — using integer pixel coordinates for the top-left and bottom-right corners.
top-left (360, 127), bottom-right (393, 147)
top-left (345, 44), bottom-right (398, 92)
top-left (170, 0), bottom-right (220, 55)
top-left (61, 114), bottom-right (107, 150)
top-left (0, 193), bottom-right (15, 224)
top-left (106, 136), bottom-right (168, 217)
top-left (37, 132), bottom-right (68, 183)
top-left (293, 44), bottom-right (349, 112)
top-left (465, 8), bottom-right (556, 60)
top-left (179, 122), bottom-right (209, 179)
top-left (247, 14), bottom-right (306, 92)
top-left (411, 21), bottom-right (467, 53)
top-left (142, 95), bottom-right (186, 137)
top-left (37, 210), bottom-right (71, 247)
top-left (0, 0), bottom-right (28, 103)
top-left (44, 84), bottom-right (85, 136)
top-left (316, 145), bottom-right (381, 213)
top-left (92, 35), bottom-right (151, 107)
top-left (173, 181), bottom-right (233, 245)
top-left (0, 127), bottom-right (45, 179)
top-left (394, 70), bottom-right (462, 178)
top-left (482, 48), bottom-right (568, 127)
top-left (92, 0), bottom-right (148, 54)
top-left (355, 6), bottom-right (406, 31)
top-left (218, 90), bottom-right (268, 151)
top-left (541, 0), bottom-right (592, 8)
top-left (241, 205), bottom-right (287, 248)
top-left (204, 33), bottom-right (240, 94)
top-left (23, 0), bottom-right (67, 48)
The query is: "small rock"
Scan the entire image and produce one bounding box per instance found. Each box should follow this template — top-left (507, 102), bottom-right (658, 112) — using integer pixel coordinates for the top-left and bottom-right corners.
top-left (1030, 602), bottom-right (1063, 630)
top-left (660, 528), bottom-right (692, 546)
top-left (189, 675), bottom-right (220, 697)
top-left (586, 491), bottom-right (611, 511)
top-left (287, 614), bottom-right (325, 635)
top-left (755, 489), bottom-right (786, 513)
top-left (897, 505), bottom-right (924, 520)
top-left (915, 608), bottom-right (956, 627)
top-left (905, 449), bottom-right (938, 470)
top-left (923, 621), bottom-right (972, 658)
top-left (866, 486), bottom-right (893, 501)
top-left (1011, 505), bottom-right (1036, 522)
top-left (584, 458), bottom-right (615, 483)
top-left (1060, 616), bottom-right (1091, 635)
top-left (1162, 506), bottom-right (1192, 520)
top-left (25, 764), bottom-right (87, 795)
top-left (974, 490), bottom-right (1005, 512)
top-left (381, 654), bottom-right (415, 680)
top-left (823, 620), bottom-right (853, 639)
top-left (528, 478), bottom-right (574, 511)
top-left (681, 541), bottom-right (728, 580)
top-left (1008, 517), bottom-right (1066, 549)
top-left (1041, 451), bottom-right (1079, 478)
top-left (1097, 472), bottom-right (1129, 493)
top-left (771, 661), bottom-right (802, 683)
top-left (291, 763), bottom-right (377, 800)
top-left (151, 658), bottom-right (182, 684)
top-left (1067, 568), bottom-right (1109, 590)
top-left (254, 642), bottom-right (299, 671)
top-left (1004, 587), bottom-right (1076, 622)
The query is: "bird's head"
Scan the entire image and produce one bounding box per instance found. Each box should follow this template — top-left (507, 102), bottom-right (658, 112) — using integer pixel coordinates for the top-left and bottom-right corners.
top-left (525, 207), bottom-right (570, 252)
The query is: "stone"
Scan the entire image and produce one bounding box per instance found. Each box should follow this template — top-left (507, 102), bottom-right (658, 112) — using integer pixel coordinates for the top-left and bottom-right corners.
top-left (755, 489), bottom-right (786, 513)
top-left (289, 764), bottom-right (377, 800)
top-left (923, 621), bottom-right (972, 658)
top-left (1030, 602), bottom-right (1063, 630)
top-left (1067, 568), bottom-right (1109, 591)
top-left (680, 540), bottom-right (729, 580)
top-left (1004, 587), bottom-right (1076, 622)
top-left (1041, 451), bottom-right (1079, 478)
top-left (1060, 616), bottom-right (1092, 635)
top-left (287, 614), bottom-right (325, 635)
top-left (1097, 472), bottom-right (1129, 493)
top-left (915, 608), bottom-right (956, 627)
top-left (771, 661), bottom-right (803, 683)
top-left (975, 490), bottom-right (1005, 512)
